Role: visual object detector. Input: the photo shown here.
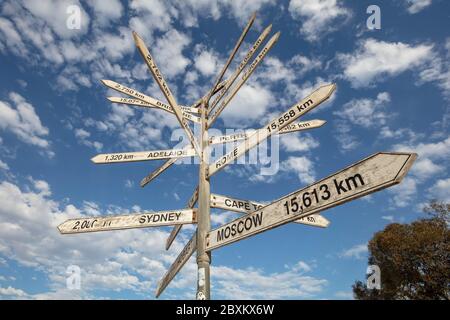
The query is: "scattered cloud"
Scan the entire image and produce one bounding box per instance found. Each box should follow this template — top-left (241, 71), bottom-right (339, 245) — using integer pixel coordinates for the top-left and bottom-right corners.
top-left (402, 0), bottom-right (433, 14)
top-left (428, 177), bottom-right (450, 202)
top-left (74, 128), bottom-right (103, 151)
top-left (281, 156), bottom-right (316, 184)
top-left (280, 133), bottom-right (320, 153)
top-left (339, 39), bottom-right (433, 87)
top-left (0, 92), bottom-right (52, 156)
top-left (335, 92), bottom-right (391, 128)
top-left (289, 0), bottom-right (351, 42)
top-left (334, 92), bottom-right (391, 151)
top-left (340, 243), bottom-right (368, 260)
top-left (212, 261), bottom-right (327, 299)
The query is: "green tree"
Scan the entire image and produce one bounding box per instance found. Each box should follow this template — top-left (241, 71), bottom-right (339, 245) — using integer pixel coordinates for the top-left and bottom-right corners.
top-left (353, 200), bottom-right (450, 300)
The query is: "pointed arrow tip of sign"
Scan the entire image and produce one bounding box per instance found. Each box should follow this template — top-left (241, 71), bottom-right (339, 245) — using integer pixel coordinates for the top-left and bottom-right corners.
top-left (132, 31), bottom-right (141, 43)
top-left (100, 79), bottom-right (109, 86)
top-left (394, 152), bottom-right (418, 183)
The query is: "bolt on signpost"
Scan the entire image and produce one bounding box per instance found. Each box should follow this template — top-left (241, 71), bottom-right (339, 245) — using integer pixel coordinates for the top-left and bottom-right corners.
top-left (58, 12), bottom-right (417, 300)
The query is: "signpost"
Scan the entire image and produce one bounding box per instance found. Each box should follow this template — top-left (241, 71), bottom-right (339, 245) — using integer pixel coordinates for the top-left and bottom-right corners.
top-left (211, 193), bottom-right (329, 228)
top-left (58, 209), bottom-right (197, 234)
top-left (208, 120), bottom-right (326, 145)
top-left (59, 12), bottom-right (417, 300)
top-left (208, 84), bottom-right (336, 177)
top-left (206, 152), bottom-right (416, 251)
top-left (91, 148), bottom-right (196, 164)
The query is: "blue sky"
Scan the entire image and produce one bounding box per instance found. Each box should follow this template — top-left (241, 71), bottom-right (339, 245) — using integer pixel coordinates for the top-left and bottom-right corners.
top-left (0, 0), bottom-right (449, 300)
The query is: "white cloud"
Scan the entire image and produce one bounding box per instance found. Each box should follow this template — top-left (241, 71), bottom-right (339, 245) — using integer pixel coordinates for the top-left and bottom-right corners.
top-left (124, 179), bottom-right (134, 189)
top-left (0, 286), bottom-right (29, 298)
top-left (411, 158), bottom-right (444, 180)
top-left (336, 92), bottom-right (391, 128)
top-left (340, 243), bottom-right (368, 260)
top-left (221, 82), bottom-right (274, 128)
top-left (87, 0), bottom-right (123, 26)
top-left (0, 159), bottom-right (9, 171)
top-left (333, 120), bottom-right (359, 152)
top-left (339, 39), bottom-right (433, 87)
top-left (388, 177), bottom-right (418, 208)
top-left (21, 0), bottom-right (91, 39)
top-left (281, 156), bottom-right (316, 184)
top-left (74, 128), bottom-right (103, 152)
top-left (0, 92), bottom-right (52, 154)
top-left (402, 0), bottom-right (432, 14)
top-left (288, 0), bottom-right (351, 42)
top-left (194, 47), bottom-right (219, 76)
top-left (0, 178), bottom-right (193, 298)
top-left (212, 261), bottom-right (327, 299)
top-left (428, 178), bottom-right (450, 202)
top-left (280, 133), bottom-right (320, 153)
top-left (154, 29), bottom-right (191, 78)
top-left (381, 215), bottom-right (395, 222)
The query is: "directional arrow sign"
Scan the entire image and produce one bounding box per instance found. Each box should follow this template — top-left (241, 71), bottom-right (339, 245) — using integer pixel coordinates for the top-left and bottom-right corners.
top-left (208, 120), bottom-right (326, 145)
top-left (107, 97), bottom-right (201, 123)
top-left (208, 84), bottom-right (336, 177)
top-left (211, 193), bottom-right (265, 213)
top-left (91, 148), bottom-right (196, 164)
top-left (140, 144), bottom-right (194, 187)
top-left (207, 31), bottom-right (281, 128)
top-left (101, 80), bottom-right (200, 121)
top-left (140, 158), bottom-right (177, 187)
top-left (208, 24), bottom-right (272, 114)
top-left (133, 32), bottom-right (201, 156)
top-left (210, 194), bottom-right (329, 228)
top-left (206, 152), bottom-right (417, 251)
top-left (279, 119), bottom-right (326, 134)
top-left (58, 209), bottom-right (197, 234)
top-left (208, 12), bottom-right (256, 100)
top-left (156, 231), bottom-right (197, 298)
top-left (166, 186), bottom-right (199, 250)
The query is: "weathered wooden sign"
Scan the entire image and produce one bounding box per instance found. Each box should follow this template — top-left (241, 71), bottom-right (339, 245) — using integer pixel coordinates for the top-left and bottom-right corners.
top-left (206, 152), bottom-right (417, 251)
top-left (208, 24), bottom-right (273, 114)
top-left (207, 32), bottom-right (281, 128)
top-left (133, 32), bottom-right (201, 156)
top-left (58, 209), bottom-right (197, 234)
top-left (107, 96), bottom-right (201, 123)
top-left (156, 232), bottom-right (197, 298)
top-left (208, 119), bottom-right (326, 145)
top-left (91, 148), bottom-right (196, 164)
top-left (210, 193), bottom-right (329, 228)
top-left (208, 84), bottom-right (336, 177)
top-left (166, 186), bottom-right (199, 250)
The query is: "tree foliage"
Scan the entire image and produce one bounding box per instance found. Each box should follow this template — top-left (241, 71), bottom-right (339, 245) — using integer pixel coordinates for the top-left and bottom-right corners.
top-left (353, 200), bottom-right (449, 300)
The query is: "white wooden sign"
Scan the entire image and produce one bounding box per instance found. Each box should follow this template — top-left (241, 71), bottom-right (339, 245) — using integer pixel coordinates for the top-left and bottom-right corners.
top-left (206, 152), bottom-right (417, 251)
top-left (58, 209), bottom-right (197, 234)
top-left (210, 194), bottom-right (329, 228)
top-left (207, 32), bottom-right (281, 128)
top-left (166, 186), bottom-right (199, 250)
top-left (208, 12), bottom-right (256, 102)
top-left (208, 24), bottom-right (273, 113)
top-left (133, 32), bottom-right (201, 156)
top-left (156, 232), bottom-right (197, 298)
top-left (208, 119), bottom-right (326, 145)
top-left (208, 84), bottom-right (336, 177)
top-left (107, 97), bottom-right (201, 123)
top-left (91, 148), bottom-right (196, 164)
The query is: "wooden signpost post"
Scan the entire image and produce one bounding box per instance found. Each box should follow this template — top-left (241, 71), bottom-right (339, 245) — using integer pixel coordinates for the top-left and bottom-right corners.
top-left (58, 12), bottom-right (417, 300)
